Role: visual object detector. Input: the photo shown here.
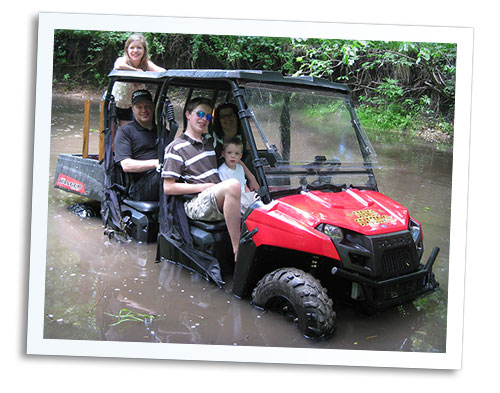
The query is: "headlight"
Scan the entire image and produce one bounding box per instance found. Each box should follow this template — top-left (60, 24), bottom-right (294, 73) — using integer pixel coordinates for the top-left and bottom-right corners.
top-left (317, 223), bottom-right (344, 242)
top-left (409, 218), bottom-right (422, 243)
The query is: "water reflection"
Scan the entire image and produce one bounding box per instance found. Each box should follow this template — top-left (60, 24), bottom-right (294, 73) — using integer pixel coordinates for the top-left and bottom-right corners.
top-left (44, 96), bottom-right (451, 352)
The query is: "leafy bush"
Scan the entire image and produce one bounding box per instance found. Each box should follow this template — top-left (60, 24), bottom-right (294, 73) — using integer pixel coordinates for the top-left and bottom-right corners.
top-left (52, 31), bottom-right (456, 136)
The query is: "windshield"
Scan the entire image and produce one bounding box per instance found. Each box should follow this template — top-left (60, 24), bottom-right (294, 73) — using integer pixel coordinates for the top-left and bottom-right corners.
top-left (242, 83), bottom-right (378, 191)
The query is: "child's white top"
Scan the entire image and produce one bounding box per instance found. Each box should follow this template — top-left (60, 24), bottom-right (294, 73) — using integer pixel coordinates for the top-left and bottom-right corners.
top-left (218, 162), bottom-right (247, 193)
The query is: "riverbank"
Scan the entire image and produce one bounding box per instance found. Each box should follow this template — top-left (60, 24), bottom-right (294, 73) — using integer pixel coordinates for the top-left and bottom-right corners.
top-left (416, 128), bottom-right (453, 144)
top-left (53, 83), bottom-right (104, 102)
top-left (52, 84), bottom-right (453, 145)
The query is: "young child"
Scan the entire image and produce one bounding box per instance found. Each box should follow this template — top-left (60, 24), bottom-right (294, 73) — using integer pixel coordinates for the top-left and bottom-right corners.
top-left (218, 138), bottom-right (256, 213)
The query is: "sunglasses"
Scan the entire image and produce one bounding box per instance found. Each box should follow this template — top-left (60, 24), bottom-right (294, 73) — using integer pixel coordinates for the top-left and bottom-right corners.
top-left (195, 111), bottom-right (213, 121)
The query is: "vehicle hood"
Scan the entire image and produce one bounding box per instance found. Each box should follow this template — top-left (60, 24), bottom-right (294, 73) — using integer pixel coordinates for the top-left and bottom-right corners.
top-left (264, 189), bottom-right (409, 235)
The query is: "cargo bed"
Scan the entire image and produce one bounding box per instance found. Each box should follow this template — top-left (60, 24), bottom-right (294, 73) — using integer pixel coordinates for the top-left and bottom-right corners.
top-left (54, 154), bottom-right (104, 202)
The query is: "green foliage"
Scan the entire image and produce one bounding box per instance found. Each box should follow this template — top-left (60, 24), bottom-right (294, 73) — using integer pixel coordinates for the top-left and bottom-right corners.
top-left (294, 39), bottom-right (368, 79)
top-left (53, 30), bottom-right (129, 87)
top-left (105, 308), bottom-right (156, 326)
top-left (52, 30), bottom-right (456, 135)
top-left (293, 39), bottom-right (455, 125)
top-left (354, 74), bottom-right (453, 135)
top-left (187, 34), bottom-right (295, 72)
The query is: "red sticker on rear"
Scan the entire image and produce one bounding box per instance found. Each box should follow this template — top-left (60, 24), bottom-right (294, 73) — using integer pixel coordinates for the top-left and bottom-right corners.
top-left (56, 174), bottom-right (86, 194)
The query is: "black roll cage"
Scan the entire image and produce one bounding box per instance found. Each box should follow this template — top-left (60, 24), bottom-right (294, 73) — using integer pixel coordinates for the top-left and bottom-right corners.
top-left (103, 69), bottom-right (379, 204)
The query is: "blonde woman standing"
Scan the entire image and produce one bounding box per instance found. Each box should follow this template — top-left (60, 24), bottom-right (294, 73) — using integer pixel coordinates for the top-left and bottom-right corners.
top-left (112, 33), bottom-right (166, 126)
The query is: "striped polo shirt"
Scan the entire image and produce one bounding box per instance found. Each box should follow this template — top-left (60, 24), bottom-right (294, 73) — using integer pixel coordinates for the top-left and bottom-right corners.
top-left (162, 133), bottom-right (221, 184)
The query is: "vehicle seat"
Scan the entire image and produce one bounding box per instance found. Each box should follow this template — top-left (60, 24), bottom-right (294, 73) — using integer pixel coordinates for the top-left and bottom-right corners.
top-left (189, 219), bottom-right (227, 232)
top-left (116, 170), bottom-right (159, 243)
top-left (188, 218), bottom-right (233, 273)
top-left (115, 166), bottom-right (159, 213)
top-left (122, 199), bottom-right (159, 214)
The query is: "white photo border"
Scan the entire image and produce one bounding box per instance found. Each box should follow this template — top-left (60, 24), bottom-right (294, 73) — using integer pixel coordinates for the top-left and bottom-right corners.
top-left (27, 12), bottom-right (473, 370)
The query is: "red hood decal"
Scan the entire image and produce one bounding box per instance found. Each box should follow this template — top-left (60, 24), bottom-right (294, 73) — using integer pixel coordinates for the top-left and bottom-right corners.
top-left (262, 189), bottom-right (409, 235)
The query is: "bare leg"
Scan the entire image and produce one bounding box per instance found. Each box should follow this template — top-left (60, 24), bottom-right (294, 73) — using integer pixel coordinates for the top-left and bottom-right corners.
top-left (213, 179), bottom-right (242, 258)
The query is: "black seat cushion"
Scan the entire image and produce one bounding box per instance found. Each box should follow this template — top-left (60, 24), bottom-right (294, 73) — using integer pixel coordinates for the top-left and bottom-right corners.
top-left (189, 219), bottom-right (227, 232)
top-left (122, 199), bottom-right (159, 214)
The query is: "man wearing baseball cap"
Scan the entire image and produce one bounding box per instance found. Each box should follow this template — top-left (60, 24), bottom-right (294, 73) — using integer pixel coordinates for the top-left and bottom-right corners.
top-left (114, 89), bottom-right (160, 201)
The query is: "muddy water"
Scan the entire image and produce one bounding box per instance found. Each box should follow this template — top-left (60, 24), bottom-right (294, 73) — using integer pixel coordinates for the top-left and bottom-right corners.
top-left (44, 95), bottom-right (451, 352)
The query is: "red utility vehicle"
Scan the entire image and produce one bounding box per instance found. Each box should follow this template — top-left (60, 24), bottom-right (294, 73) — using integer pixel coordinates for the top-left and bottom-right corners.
top-left (54, 70), bottom-right (440, 338)
top-left (154, 70), bottom-right (440, 339)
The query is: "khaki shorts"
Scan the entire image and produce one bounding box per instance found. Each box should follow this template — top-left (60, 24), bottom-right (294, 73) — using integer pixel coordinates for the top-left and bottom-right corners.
top-left (184, 185), bottom-right (225, 221)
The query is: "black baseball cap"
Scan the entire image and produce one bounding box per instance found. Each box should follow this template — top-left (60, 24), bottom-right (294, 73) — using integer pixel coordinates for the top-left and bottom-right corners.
top-left (132, 89), bottom-right (153, 105)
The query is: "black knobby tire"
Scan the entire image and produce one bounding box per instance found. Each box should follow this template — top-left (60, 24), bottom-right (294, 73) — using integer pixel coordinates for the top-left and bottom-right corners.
top-left (68, 203), bottom-right (98, 218)
top-left (251, 268), bottom-right (336, 339)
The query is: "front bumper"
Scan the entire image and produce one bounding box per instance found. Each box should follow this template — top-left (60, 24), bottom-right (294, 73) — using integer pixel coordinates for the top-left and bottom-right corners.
top-left (334, 247), bottom-right (440, 309)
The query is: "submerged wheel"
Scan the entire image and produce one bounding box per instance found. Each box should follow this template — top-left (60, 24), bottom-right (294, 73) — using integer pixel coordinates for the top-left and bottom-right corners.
top-left (251, 268), bottom-right (336, 339)
top-left (68, 202), bottom-right (98, 218)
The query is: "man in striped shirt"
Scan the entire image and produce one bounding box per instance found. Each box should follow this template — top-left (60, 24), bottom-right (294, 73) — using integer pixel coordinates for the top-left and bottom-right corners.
top-left (162, 97), bottom-right (242, 258)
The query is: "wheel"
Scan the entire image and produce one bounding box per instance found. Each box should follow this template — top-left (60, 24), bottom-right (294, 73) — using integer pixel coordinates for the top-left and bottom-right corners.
top-left (251, 268), bottom-right (336, 339)
top-left (68, 202), bottom-right (98, 218)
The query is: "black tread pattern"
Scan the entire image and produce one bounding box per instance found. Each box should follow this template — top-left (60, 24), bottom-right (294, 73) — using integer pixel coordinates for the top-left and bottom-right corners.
top-left (252, 268), bottom-right (336, 339)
